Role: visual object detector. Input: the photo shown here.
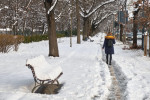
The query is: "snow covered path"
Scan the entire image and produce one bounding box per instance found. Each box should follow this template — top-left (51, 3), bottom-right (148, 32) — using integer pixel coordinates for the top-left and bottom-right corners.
top-left (58, 41), bottom-right (110, 99)
top-left (100, 33), bottom-right (150, 100)
top-left (100, 34), bottom-right (122, 100)
top-left (0, 35), bottom-right (111, 100)
top-left (112, 43), bottom-right (150, 100)
top-left (107, 65), bottom-right (121, 100)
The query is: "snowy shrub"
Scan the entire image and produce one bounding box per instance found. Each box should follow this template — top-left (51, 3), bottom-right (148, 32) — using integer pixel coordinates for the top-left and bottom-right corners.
top-left (57, 29), bottom-right (77, 37)
top-left (57, 33), bottom-right (65, 38)
top-left (24, 34), bottom-right (48, 43)
top-left (0, 34), bottom-right (24, 53)
top-left (0, 34), bottom-right (13, 53)
top-left (13, 35), bottom-right (24, 51)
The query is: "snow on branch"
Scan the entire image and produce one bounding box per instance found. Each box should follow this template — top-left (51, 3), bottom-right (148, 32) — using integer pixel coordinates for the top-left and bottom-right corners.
top-left (80, 0), bottom-right (116, 18)
top-left (79, 5), bottom-right (84, 14)
top-left (0, 6), bottom-right (9, 12)
top-left (47, 0), bottom-right (58, 14)
top-left (86, 0), bottom-right (116, 17)
top-left (55, 12), bottom-right (62, 22)
top-left (26, 0), bottom-right (32, 9)
top-left (86, 0), bottom-right (96, 14)
top-left (12, 21), bottom-right (18, 26)
top-left (95, 13), bottom-right (113, 28)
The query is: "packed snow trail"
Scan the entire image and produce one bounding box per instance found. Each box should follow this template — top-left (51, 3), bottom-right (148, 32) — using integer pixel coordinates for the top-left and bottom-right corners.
top-left (113, 42), bottom-right (150, 100)
top-left (100, 33), bottom-right (126, 100)
top-left (100, 32), bottom-right (150, 100)
top-left (100, 38), bottom-right (121, 100)
top-left (107, 65), bottom-right (121, 100)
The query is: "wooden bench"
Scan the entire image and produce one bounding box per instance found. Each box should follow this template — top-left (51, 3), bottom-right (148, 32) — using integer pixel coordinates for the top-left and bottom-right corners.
top-left (26, 55), bottom-right (63, 93)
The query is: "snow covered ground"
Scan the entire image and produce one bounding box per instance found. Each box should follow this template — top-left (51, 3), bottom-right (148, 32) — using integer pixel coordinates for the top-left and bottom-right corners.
top-left (0, 33), bottom-right (111, 100)
top-left (112, 41), bottom-right (150, 100)
top-left (0, 33), bottom-right (150, 100)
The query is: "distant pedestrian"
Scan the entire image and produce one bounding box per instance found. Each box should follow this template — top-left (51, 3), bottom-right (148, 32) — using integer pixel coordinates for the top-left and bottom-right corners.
top-left (102, 32), bottom-right (115, 65)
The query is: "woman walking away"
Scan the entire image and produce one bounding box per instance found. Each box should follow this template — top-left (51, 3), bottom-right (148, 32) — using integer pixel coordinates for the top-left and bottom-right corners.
top-left (102, 32), bottom-right (115, 65)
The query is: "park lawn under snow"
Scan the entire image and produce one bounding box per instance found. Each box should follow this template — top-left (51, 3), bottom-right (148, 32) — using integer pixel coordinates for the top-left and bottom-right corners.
top-left (0, 33), bottom-right (150, 100)
top-left (0, 33), bottom-right (111, 100)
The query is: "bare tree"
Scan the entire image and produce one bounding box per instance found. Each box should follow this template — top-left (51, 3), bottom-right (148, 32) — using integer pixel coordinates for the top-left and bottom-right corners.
top-left (76, 0), bottom-right (81, 44)
top-left (138, 0), bottom-right (150, 55)
top-left (132, 0), bottom-right (142, 48)
top-left (79, 0), bottom-right (116, 40)
top-left (44, 0), bottom-right (59, 57)
top-left (90, 2), bottom-right (117, 36)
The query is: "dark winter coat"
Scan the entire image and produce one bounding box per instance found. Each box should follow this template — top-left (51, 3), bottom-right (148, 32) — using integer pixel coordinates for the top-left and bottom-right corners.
top-left (102, 35), bottom-right (115, 54)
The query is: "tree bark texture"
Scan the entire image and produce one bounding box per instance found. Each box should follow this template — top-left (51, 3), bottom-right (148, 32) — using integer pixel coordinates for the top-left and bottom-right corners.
top-left (149, 34), bottom-right (150, 57)
top-left (44, 0), bottom-right (59, 57)
top-left (83, 17), bottom-right (90, 40)
top-left (133, 4), bottom-right (140, 48)
top-left (120, 24), bottom-right (123, 41)
top-left (133, 13), bottom-right (138, 47)
top-left (144, 34), bottom-right (147, 56)
top-left (76, 0), bottom-right (81, 44)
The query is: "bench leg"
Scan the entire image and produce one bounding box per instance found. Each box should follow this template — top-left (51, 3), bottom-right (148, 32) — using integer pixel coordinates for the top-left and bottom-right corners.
top-left (56, 80), bottom-right (59, 85)
top-left (51, 80), bottom-right (59, 85)
top-left (32, 84), bottom-right (41, 93)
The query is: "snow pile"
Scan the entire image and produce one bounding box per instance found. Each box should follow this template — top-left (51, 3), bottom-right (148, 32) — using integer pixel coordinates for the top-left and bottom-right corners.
top-left (26, 55), bottom-right (62, 80)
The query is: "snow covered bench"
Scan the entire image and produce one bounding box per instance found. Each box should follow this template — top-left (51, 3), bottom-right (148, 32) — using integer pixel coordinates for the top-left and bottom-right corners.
top-left (26, 55), bottom-right (63, 93)
top-left (89, 36), bottom-right (94, 42)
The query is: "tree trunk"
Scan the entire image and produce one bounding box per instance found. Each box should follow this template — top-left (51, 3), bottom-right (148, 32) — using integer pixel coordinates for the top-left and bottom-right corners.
top-left (70, 3), bottom-right (73, 47)
top-left (23, 20), bottom-right (25, 35)
top-left (120, 24), bottom-right (123, 41)
top-left (76, 0), bottom-right (81, 44)
top-left (89, 21), bottom-right (95, 36)
top-left (89, 24), bottom-right (92, 36)
top-left (31, 22), bottom-right (34, 35)
top-left (87, 19), bottom-right (91, 37)
top-left (44, 0), bottom-right (59, 57)
top-left (42, 23), bottom-right (45, 34)
top-left (83, 17), bottom-right (89, 40)
top-left (133, 15), bottom-right (138, 47)
top-left (149, 34), bottom-right (150, 57)
top-left (16, 24), bottom-right (18, 35)
top-left (132, 5), bottom-right (140, 48)
top-left (144, 34), bottom-right (147, 56)
top-left (13, 25), bottom-right (16, 35)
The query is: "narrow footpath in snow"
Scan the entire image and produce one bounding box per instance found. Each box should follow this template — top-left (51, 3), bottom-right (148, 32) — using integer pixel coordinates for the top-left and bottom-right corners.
top-left (100, 32), bottom-right (150, 100)
top-left (107, 65), bottom-right (121, 100)
top-left (100, 33), bottom-right (127, 100)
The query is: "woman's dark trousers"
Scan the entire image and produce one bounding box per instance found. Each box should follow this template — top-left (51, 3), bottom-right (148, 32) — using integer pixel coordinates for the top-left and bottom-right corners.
top-left (106, 54), bottom-right (112, 65)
